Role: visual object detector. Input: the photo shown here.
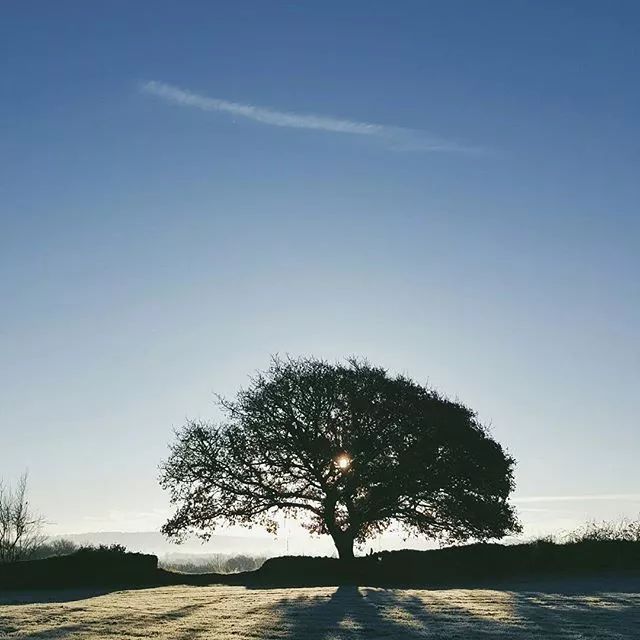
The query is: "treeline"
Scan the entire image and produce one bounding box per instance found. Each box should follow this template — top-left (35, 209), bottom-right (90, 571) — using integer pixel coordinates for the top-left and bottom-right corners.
top-left (159, 554), bottom-right (267, 574)
top-left (1, 533), bottom-right (267, 576)
top-left (1, 538), bottom-right (130, 563)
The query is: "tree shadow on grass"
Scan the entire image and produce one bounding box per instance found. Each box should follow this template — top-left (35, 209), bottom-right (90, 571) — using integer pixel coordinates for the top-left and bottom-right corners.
top-left (258, 584), bottom-right (640, 639)
top-left (512, 590), bottom-right (640, 639)
top-left (472, 572), bottom-right (640, 595)
top-left (258, 585), bottom-right (449, 639)
top-left (4, 579), bottom-right (640, 639)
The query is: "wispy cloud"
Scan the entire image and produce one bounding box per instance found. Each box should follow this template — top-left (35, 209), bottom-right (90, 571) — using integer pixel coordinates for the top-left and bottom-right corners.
top-left (141, 80), bottom-right (481, 153)
top-left (513, 494), bottom-right (640, 504)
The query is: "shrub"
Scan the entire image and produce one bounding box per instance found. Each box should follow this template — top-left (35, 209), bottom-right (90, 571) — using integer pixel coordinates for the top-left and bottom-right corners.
top-left (74, 543), bottom-right (128, 556)
top-left (28, 538), bottom-right (78, 560)
top-left (565, 518), bottom-right (640, 543)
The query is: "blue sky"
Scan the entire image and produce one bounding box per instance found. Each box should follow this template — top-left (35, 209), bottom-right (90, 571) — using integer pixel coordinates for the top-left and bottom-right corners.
top-left (1, 1), bottom-right (639, 546)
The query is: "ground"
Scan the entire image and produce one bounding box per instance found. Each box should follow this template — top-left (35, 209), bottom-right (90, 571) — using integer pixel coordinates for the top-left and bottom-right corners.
top-left (1, 577), bottom-right (639, 639)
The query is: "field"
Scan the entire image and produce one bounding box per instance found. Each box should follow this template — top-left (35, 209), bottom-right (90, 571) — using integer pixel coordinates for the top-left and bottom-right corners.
top-left (1, 576), bottom-right (639, 640)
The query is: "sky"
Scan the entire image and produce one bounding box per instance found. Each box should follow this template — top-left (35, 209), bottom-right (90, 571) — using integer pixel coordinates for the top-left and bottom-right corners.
top-left (1, 1), bottom-right (639, 552)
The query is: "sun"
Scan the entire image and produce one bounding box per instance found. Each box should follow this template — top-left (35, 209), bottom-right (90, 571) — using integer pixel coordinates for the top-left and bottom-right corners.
top-left (335, 453), bottom-right (351, 471)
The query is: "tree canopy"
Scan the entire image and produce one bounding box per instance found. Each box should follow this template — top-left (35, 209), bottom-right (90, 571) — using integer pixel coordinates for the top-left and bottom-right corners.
top-left (160, 357), bottom-right (520, 559)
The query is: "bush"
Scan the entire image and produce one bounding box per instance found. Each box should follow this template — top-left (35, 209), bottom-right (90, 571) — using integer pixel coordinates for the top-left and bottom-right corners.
top-left (253, 537), bottom-right (640, 587)
top-left (565, 518), bottom-right (640, 543)
top-left (28, 538), bottom-right (78, 560)
top-left (0, 544), bottom-right (158, 589)
top-left (74, 543), bottom-right (128, 556)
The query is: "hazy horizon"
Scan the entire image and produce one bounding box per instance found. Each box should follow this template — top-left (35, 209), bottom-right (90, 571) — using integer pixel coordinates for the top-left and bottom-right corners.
top-left (42, 491), bottom-right (640, 558)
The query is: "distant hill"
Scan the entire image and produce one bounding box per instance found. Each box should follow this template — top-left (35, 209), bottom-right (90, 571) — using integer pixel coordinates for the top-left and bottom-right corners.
top-left (52, 531), bottom-right (281, 557)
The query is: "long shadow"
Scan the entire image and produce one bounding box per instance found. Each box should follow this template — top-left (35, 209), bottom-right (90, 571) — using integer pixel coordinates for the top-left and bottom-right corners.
top-left (512, 590), bottom-right (640, 639)
top-left (263, 585), bottom-right (422, 640)
top-left (9, 601), bottom-right (211, 640)
top-left (257, 585), bottom-right (453, 639)
top-left (257, 582), bottom-right (640, 639)
top-left (4, 576), bottom-right (640, 639)
top-left (468, 571), bottom-right (640, 595)
top-left (0, 575), bottom-right (200, 604)
top-left (0, 587), bottom-right (121, 605)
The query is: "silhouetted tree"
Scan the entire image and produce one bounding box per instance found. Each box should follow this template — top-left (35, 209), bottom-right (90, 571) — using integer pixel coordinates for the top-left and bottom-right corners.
top-left (0, 473), bottom-right (45, 563)
top-left (160, 357), bottom-right (520, 560)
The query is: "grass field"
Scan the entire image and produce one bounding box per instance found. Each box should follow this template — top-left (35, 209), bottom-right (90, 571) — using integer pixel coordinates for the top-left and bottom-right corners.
top-left (1, 577), bottom-right (639, 639)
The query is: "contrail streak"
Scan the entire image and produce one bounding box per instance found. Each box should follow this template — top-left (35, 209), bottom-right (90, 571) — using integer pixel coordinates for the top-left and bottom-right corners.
top-left (141, 80), bottom-right (482, 153)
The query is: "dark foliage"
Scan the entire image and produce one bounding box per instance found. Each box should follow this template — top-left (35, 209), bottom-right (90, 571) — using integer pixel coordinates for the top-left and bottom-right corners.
top-left (251, 540), bottom-right (640, 587)
top-left (74, 543), bottom-right (127, 556)
top-left (0, 545), bottom-right (157, 589)
top-left (24, 538), bottom-right (78, 560)
top-left (161, 356), bottom-right (520, 559)
top-left (2, 539), bottom-right (640, 591)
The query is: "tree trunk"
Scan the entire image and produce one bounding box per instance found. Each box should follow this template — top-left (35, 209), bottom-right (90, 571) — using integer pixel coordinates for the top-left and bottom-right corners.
top-left (324, 497), bottom-right (355, 561)
top-left (333, 532), bottom-right (355, 561)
